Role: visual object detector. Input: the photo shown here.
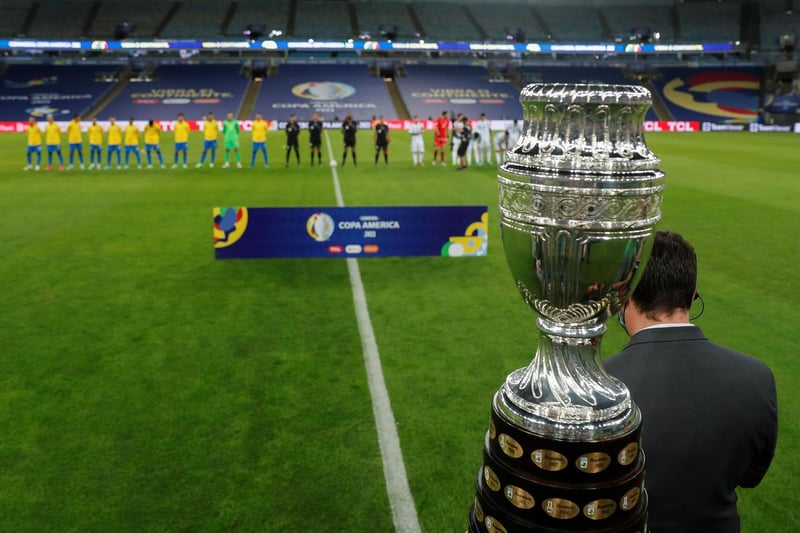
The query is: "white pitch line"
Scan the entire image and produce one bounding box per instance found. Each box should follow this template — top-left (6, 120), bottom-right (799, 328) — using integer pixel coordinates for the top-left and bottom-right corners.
top-left (323, 132), bottom-right (422, 533)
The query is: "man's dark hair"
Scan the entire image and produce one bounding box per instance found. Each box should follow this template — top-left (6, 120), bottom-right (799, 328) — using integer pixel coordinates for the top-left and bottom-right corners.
top-left (631, 230), bottom-right (697, 316)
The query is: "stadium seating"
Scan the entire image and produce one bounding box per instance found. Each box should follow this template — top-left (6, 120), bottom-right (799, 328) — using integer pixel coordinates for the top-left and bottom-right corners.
top-left (395, 64), bottom-right (520, 119)
top-left (537, 5), bottom-right (606, 42)
top-left (160, 0), bottom-right (231, 39)
top-left (100, 64), bottom-right (250, 119)
top-left (522, 65), bottom-right (632, 86)
top-left (355, 2), bottom-right (418, 40)
top-left (0, 0), bottom-right (34, 37)
top-left (677, 1), bottom-right (741, 42)
top-left (27, 0), bottom-right (94, 38)
top-left (252, 63), bottom-right (397, 121)
top-left (600, 4), bottom-right (676, 42)
top-left (0, 64), bottom-right (121, 120)
top-left (466, 4), bottom-right (550, 42)
top-left (412, 2), bottom-right (483, 41)
top-left (225, 0), bottom-right (290, 39)
top-left (293, 1), bottom-right (354, 40)
top-left (760, 10), bottom-right (800, 51)
top-left (89, 0), bottom-right (175, 39)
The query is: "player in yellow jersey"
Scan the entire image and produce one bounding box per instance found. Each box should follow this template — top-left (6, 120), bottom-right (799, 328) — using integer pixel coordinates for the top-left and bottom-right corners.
top-left (124, 117), bottom-right (142, 169)
top-left (250, 112), bottom-right (269, 168)
top-left (66, 114), bottom-right (85, 170)
top-left (24, 116), bottom-right (42, 171)
top-left (144, 119), bottom-right (165, 168)
top-left (196, 112), bottom-right (219, 167)
top-left (87, 117), bottom-right (103, 170)
top-left (172, 113), bottom-right (190, 168)
top-left (44, 114), bottom-right (65, 171)
top-left (106, 117), bottom-right (123, 169)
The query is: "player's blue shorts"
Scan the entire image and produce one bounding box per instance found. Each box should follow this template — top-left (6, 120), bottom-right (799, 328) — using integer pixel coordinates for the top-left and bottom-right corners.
top-left (252, 141), bottom-right (266, 151)
top-left (69, 143), bottom-right (82, 151)
top-left (174, 142), bottom-right (188, 152)
top-left (203, 139), bottom-right (217, 150)
top-left (90, 144), bottom-right (102, 152)
top-left (47, 144), bottom-right (61, 152)
top-left (125, 145), bottom-right (138, 153)
top-left (27, 145), bottom-right (42, 154)
top-left (108, 145), bottom-right (121, 153)
top-left (145, 143), bottom-right (160, 151)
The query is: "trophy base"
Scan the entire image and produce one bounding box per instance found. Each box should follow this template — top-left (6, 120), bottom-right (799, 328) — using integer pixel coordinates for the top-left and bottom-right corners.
top-left (467, 392), bottom-right (647, 531)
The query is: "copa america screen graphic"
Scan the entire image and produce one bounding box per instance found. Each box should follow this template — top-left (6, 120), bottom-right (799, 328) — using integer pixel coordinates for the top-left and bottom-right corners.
top-left (291, 81), bottom-right (356, 100)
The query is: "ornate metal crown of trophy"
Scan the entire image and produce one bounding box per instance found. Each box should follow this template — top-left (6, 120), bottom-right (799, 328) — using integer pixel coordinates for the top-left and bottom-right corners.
top-left (468, 84), bottom-right (665, 533)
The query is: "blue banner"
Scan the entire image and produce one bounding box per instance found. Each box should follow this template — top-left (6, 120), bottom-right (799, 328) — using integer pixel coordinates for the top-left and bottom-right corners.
top-left (0, 38), bottom-right (738, 56)
top-left (214, 206), bottom-right (488, 259)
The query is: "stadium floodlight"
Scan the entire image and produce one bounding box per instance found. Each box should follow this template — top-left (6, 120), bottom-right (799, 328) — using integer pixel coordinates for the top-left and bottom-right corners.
top-left (243, 24), bottom-right (265, 41)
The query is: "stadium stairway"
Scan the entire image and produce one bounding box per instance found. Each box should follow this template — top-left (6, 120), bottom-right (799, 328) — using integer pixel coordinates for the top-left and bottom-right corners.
top-left (385, 78), bottom-right (410, 120)
top-left (83, 64), bottom-right (136, 120)
top-left (238, 78), bottom-right (262, 120)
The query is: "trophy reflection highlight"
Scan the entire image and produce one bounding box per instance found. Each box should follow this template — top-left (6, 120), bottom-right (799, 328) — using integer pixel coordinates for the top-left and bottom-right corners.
top-left (469, 84), bottom-right (665, 532)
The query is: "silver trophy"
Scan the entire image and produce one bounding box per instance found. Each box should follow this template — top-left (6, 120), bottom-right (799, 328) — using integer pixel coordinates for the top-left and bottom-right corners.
top-left (469, 84), bottom-right (664, 532)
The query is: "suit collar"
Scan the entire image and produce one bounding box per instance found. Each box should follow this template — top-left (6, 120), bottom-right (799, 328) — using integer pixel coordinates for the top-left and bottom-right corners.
top-left (624, 324), bottom-right (706, 348)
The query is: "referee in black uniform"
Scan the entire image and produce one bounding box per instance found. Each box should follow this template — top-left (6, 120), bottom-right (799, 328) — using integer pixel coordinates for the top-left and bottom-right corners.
top-left (308, 111), bottom-right (323, 167)
top-left (341, 113), bottom-right (357, 167)
top-left (374, 115), bottom-right (390, 165)
top-left (285, 114), bottom-right (300, 167)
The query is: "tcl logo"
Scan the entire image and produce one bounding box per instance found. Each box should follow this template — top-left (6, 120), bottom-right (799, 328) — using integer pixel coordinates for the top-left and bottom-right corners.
top-left (642, 121), bottom-right (700, 132)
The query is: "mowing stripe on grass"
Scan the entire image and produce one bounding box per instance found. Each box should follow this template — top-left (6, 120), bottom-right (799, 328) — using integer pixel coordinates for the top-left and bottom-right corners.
top-left (324, 132), bottom-right (421, 533)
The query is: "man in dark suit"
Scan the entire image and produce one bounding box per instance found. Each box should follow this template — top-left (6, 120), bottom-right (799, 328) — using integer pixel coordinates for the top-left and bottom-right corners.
top-left (605, 230), bottom-right (778, 533)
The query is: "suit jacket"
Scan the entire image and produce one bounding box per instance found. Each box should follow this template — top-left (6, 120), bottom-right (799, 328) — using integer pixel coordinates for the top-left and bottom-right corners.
top-left (604, 325), bottom-right (778, 533)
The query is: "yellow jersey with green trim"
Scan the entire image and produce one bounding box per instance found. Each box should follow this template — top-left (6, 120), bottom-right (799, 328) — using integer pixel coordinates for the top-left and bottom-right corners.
top-left (144, 123), bottom-right (161, 144)
top-left (174, 121), bottom-right (190, 142)
top-left (107, 124), bottom-right (122, 145)
top-left (27, 124), bottom-right (42, 146)
top-left (124, 124), bottom-right (139, 146)
top-left (202, 119), bottom-right (219, 140)
top-left (88, 124), bottom-right (103, 145)
top-left (252, 119), bottom-right (268, 142)
top-left (67, 119), bottom-right (82, 143)
top-left (45, 122), bottom-right (61, 145)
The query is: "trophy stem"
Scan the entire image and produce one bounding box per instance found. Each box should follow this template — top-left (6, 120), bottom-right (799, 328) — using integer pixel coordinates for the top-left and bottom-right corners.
top-left (498, 325), bottom-right (636, 441)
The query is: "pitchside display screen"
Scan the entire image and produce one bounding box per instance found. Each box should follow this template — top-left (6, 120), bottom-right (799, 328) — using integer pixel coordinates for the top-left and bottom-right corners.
top-left (214, 206), bottom-right (488, 259)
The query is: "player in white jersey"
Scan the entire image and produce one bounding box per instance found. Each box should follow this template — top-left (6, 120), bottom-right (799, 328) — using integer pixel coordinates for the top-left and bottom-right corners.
top-left (506, 119), bottom-right (522, 150)
top-left (471, 113), bottom-right (492, 165)
top-left (494, 129), bottom-right (509, 164)
top-left (451, 113), bottom-right (464, 165)
top-left (407, 116), bottom-right (425, 166)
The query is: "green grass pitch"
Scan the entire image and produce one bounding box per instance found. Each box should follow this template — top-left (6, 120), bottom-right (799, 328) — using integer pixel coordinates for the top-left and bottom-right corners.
top-left (1, 129), bottom-right (797, 531)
